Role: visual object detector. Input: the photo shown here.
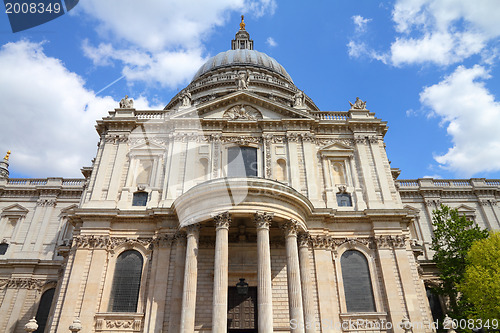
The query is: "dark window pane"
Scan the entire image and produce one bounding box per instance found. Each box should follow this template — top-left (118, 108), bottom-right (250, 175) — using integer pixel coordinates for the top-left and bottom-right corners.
top-left (132, 192), bottom-right (148, 206)
top-left (336, 193), bottom-right (352, 207)
top-left (341, 250), bottom-right (376, 312)
top-left (228, 146), bottom-right (257, 177)
top-left (34, 288), bottom-right (55, 333)
top-left (0, 243), bottom-right (8, 255)
top-left (110, 250), bottom-right (143, 312)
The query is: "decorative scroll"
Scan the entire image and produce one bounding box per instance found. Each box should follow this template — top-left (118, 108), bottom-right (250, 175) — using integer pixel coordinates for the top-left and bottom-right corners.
top-left (36, 198), bottom-right (57, 207)
top-left (0, 278), bottom-right (43, 290)
top-left (263, 134), bottom-right (272, 178)
top-left (374, 235), bottom-right (407, 249)
top-left (95, 313), bottom-right (143, 332)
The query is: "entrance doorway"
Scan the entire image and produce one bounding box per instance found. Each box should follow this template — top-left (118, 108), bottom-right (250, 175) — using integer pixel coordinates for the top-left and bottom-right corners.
top-left (227, 286), bottom-right (258, 332)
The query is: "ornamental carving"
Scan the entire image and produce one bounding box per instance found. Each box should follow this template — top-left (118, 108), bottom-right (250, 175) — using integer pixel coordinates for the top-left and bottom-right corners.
top-left (119, 95), bottom-right (134, 109)
top-left (480, 198), bottom-right (497, 206)
top-left (152, 234), bottom-right (174, 247)
top-left (316, 138), bottom-right (354, 147)
top-left (72, 235), bottom-right (154, 251)
top-left (95, 316), bottom-right (142, 332)
top-left (220, 136), bottom-right (261, 145)
top-left (213, 211), bottom-right (231, 229)
top-left (425, 199), bottom-right (441, 207)
top-left (128, 138), bottom-right (168, 146)
top-left (298, 233), bottom-right (312, 248)
top-left (223, 105), bottom-right (262, 120)
top-left (37, 198), bottom-right (57, 207)
top-left (280, 219), bottom-right (301, 237)
top-left (184, 223), bottom-right (201, 236)
top-left (104, 134), bottom-right (128, 144)
top-left (173, 231), bottom-right (187, 245)
top-left (212, 135), bottom-right (221, 179)
top-left (374, 235), bottom-right (407, 249)
top-left (264, 137), bottom-right (272, 178)
top-left (310, 236), bottom-right (373, 250)
top-left (254, 212), bottom-right (273, 229)
top-left (0, 278), bottom-right (43, 290)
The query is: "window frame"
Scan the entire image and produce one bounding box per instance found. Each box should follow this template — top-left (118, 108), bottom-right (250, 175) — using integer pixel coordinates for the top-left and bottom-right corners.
top-left (334, 243), bottom-right (383, 314)
top-left (100, 244), bottom-right (150, 314)
top-left (223, 143), bottom-right (261, 178)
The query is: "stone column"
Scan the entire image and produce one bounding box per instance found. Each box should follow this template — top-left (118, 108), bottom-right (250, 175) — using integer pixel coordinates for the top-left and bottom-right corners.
top-left (168, 232), bottom-right (187, 333)
top-left (180, 223), bottom-right (201, 333)
top-left (282, 220), bottom-right (305, 333)
top-left (298, 233), bottom-right (316, 333)
top-left (212, 212), bottom-right (231, 332)
top-left (254, 212), bottom-right (274, 332)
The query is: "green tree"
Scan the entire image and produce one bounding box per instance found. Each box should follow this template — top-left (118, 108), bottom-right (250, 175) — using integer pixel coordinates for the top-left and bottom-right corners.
top-left (430, 204), bottom-right (489, 318)
top-left (458, 232), bottom-right (500, 321)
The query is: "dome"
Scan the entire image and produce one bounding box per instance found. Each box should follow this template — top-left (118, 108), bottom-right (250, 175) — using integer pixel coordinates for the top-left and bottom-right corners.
top-left (192, 49), bottom-right (293, 83)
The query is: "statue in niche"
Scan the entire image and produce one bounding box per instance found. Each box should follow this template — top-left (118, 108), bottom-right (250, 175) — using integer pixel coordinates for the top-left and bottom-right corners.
top-left (119, 95), bottom-right (134, 109)
top-left (180, 89), bottom-right (192, 107)
top-left (349, 97), bottom-right (367, 110)
top-left (236, 70), bottom-right (251, 90)
top-left (223, 105), bottom-right (262, 120)
top-left (294, 90), bottom-right (305, 107)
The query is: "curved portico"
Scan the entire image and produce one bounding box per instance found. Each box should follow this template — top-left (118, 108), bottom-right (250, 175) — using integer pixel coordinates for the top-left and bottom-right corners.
top-left (174, 177), bottom-right (314, 332)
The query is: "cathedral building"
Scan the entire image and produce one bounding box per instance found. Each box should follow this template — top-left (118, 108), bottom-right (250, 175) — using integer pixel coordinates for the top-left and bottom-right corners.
top-left (0, 18), bottom-right (499, 333)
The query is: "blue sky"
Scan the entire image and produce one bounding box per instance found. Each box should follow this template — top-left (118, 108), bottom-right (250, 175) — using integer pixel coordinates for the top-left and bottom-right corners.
top-left (1, 0), bottom-right (500, 180)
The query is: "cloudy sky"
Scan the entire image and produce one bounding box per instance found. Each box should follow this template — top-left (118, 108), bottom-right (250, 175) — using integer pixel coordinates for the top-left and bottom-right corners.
top-left (1, 0), bottom-right (500, 180)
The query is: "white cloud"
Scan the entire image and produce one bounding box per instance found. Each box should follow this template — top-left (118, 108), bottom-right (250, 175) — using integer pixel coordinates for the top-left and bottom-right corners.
top-left (347, 40), bottom-right (388, 64)
top-left (83, 41), bottom-right (207, 88)
top-left (352, 15), bottom-right (371, 33)
top-left (266, 37), bottom-right (277, 47)
top-left (389, 0), bottom-right (500, 66)
top-left (77, 0), bottom-right (276, 87)
top-left (76, 0), bottom-right (276, 51)
top-left (420, 65), bottom-right (500, 176)
top-left (0, 40), bottom-right (118, 177)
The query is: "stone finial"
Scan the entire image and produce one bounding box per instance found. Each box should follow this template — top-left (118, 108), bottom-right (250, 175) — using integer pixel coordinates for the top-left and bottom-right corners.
top-left (240, 15), bottom-right (246, 30)
top-left (24, 318), bottom-right (38, 332)
top-left (69, 318), bottom-right (82, 332)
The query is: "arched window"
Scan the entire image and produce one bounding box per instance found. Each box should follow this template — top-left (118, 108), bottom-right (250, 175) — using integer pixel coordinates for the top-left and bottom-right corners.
top-left (132, 192), bottom-right (148, 206)
top-left (227, 146), bottom-right (258, 177)
top-left (341, 250), bottom-right (376, 312)
top-left (109, 250), bottom-right (143, 312)
top-left (34, 288), bottom-right (55, 333)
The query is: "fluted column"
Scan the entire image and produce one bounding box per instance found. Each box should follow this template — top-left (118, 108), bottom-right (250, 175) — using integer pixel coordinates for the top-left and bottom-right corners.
top-left (169, 232), bottom-right (187, 333)
top-left (212, 212), bottom-right (231, 332)
top-left (254, 212), bottom-right (274, 332)
top-left (282, 220), bottom-right (305, 333)
top-left (298, 233), bottom-right (316, 333)
top-left (180, 223), bottom-right (201, 333)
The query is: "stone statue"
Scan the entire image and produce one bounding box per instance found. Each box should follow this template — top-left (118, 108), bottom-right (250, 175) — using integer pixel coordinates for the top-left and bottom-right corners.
top-left (294, 90), bottom-right (305, 107)
top-left (349, 97), bottom-right (367, 110)
top-left (223, 105), bottom-right (261, 120)
top-left (119, 95), bottom-right (134, 109)
top-left (180, 89), bottom-right (192, 107)
top-left (236, 70), bottom-right (251, 90)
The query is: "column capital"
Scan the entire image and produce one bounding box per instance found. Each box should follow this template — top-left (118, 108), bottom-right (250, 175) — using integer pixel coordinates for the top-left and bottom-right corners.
top-left (280, 219), bottom-right (301, 238)
top-left (254, 212), bottom-right (273, 230)
top-left (213, 211), bottom-right (231, 230)
top-left (297, 232), bottom-right (311, 248)
top-left (173, 231), bottom-right (187, 245)
top-left (184, 223), bottom-right (201, 236)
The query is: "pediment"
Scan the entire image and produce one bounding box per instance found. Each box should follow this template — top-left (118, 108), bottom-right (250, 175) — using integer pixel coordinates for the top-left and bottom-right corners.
top-left (1, 204), bottom-right (29, 217)
top-left (171, 91), bottom-right (315, 121)
top-left (60, 204), bottom-right (79, 215)
top-left (129, 141), bottom-right (166, 152)
top-left (318, 142), bottom-right (354, 157)
top-left (456, 204), bottom-right (476, 214)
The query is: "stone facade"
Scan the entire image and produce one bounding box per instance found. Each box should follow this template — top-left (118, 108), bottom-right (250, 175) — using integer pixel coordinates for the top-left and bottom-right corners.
top-left (0, 20), bottom-right (499, 333)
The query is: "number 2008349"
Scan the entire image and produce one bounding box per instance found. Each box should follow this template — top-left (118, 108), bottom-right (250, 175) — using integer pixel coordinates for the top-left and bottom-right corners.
top-left (5, 2), bottom-right (61, 14)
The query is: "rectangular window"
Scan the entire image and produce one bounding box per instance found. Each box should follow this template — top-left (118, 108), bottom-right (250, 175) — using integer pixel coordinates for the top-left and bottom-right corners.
top-left (227, 146), bottom-right (258, 177)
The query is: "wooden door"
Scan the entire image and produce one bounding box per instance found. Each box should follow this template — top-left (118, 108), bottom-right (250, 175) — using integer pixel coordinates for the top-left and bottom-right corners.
top-left (227, 286), bottom-right (258, 332)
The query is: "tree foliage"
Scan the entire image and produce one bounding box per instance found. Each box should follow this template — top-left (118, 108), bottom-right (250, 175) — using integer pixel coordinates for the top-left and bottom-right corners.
top-left (430, 204), bottom-right (489, 318)
top-left (458, 232), bottom-right (500, 320)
